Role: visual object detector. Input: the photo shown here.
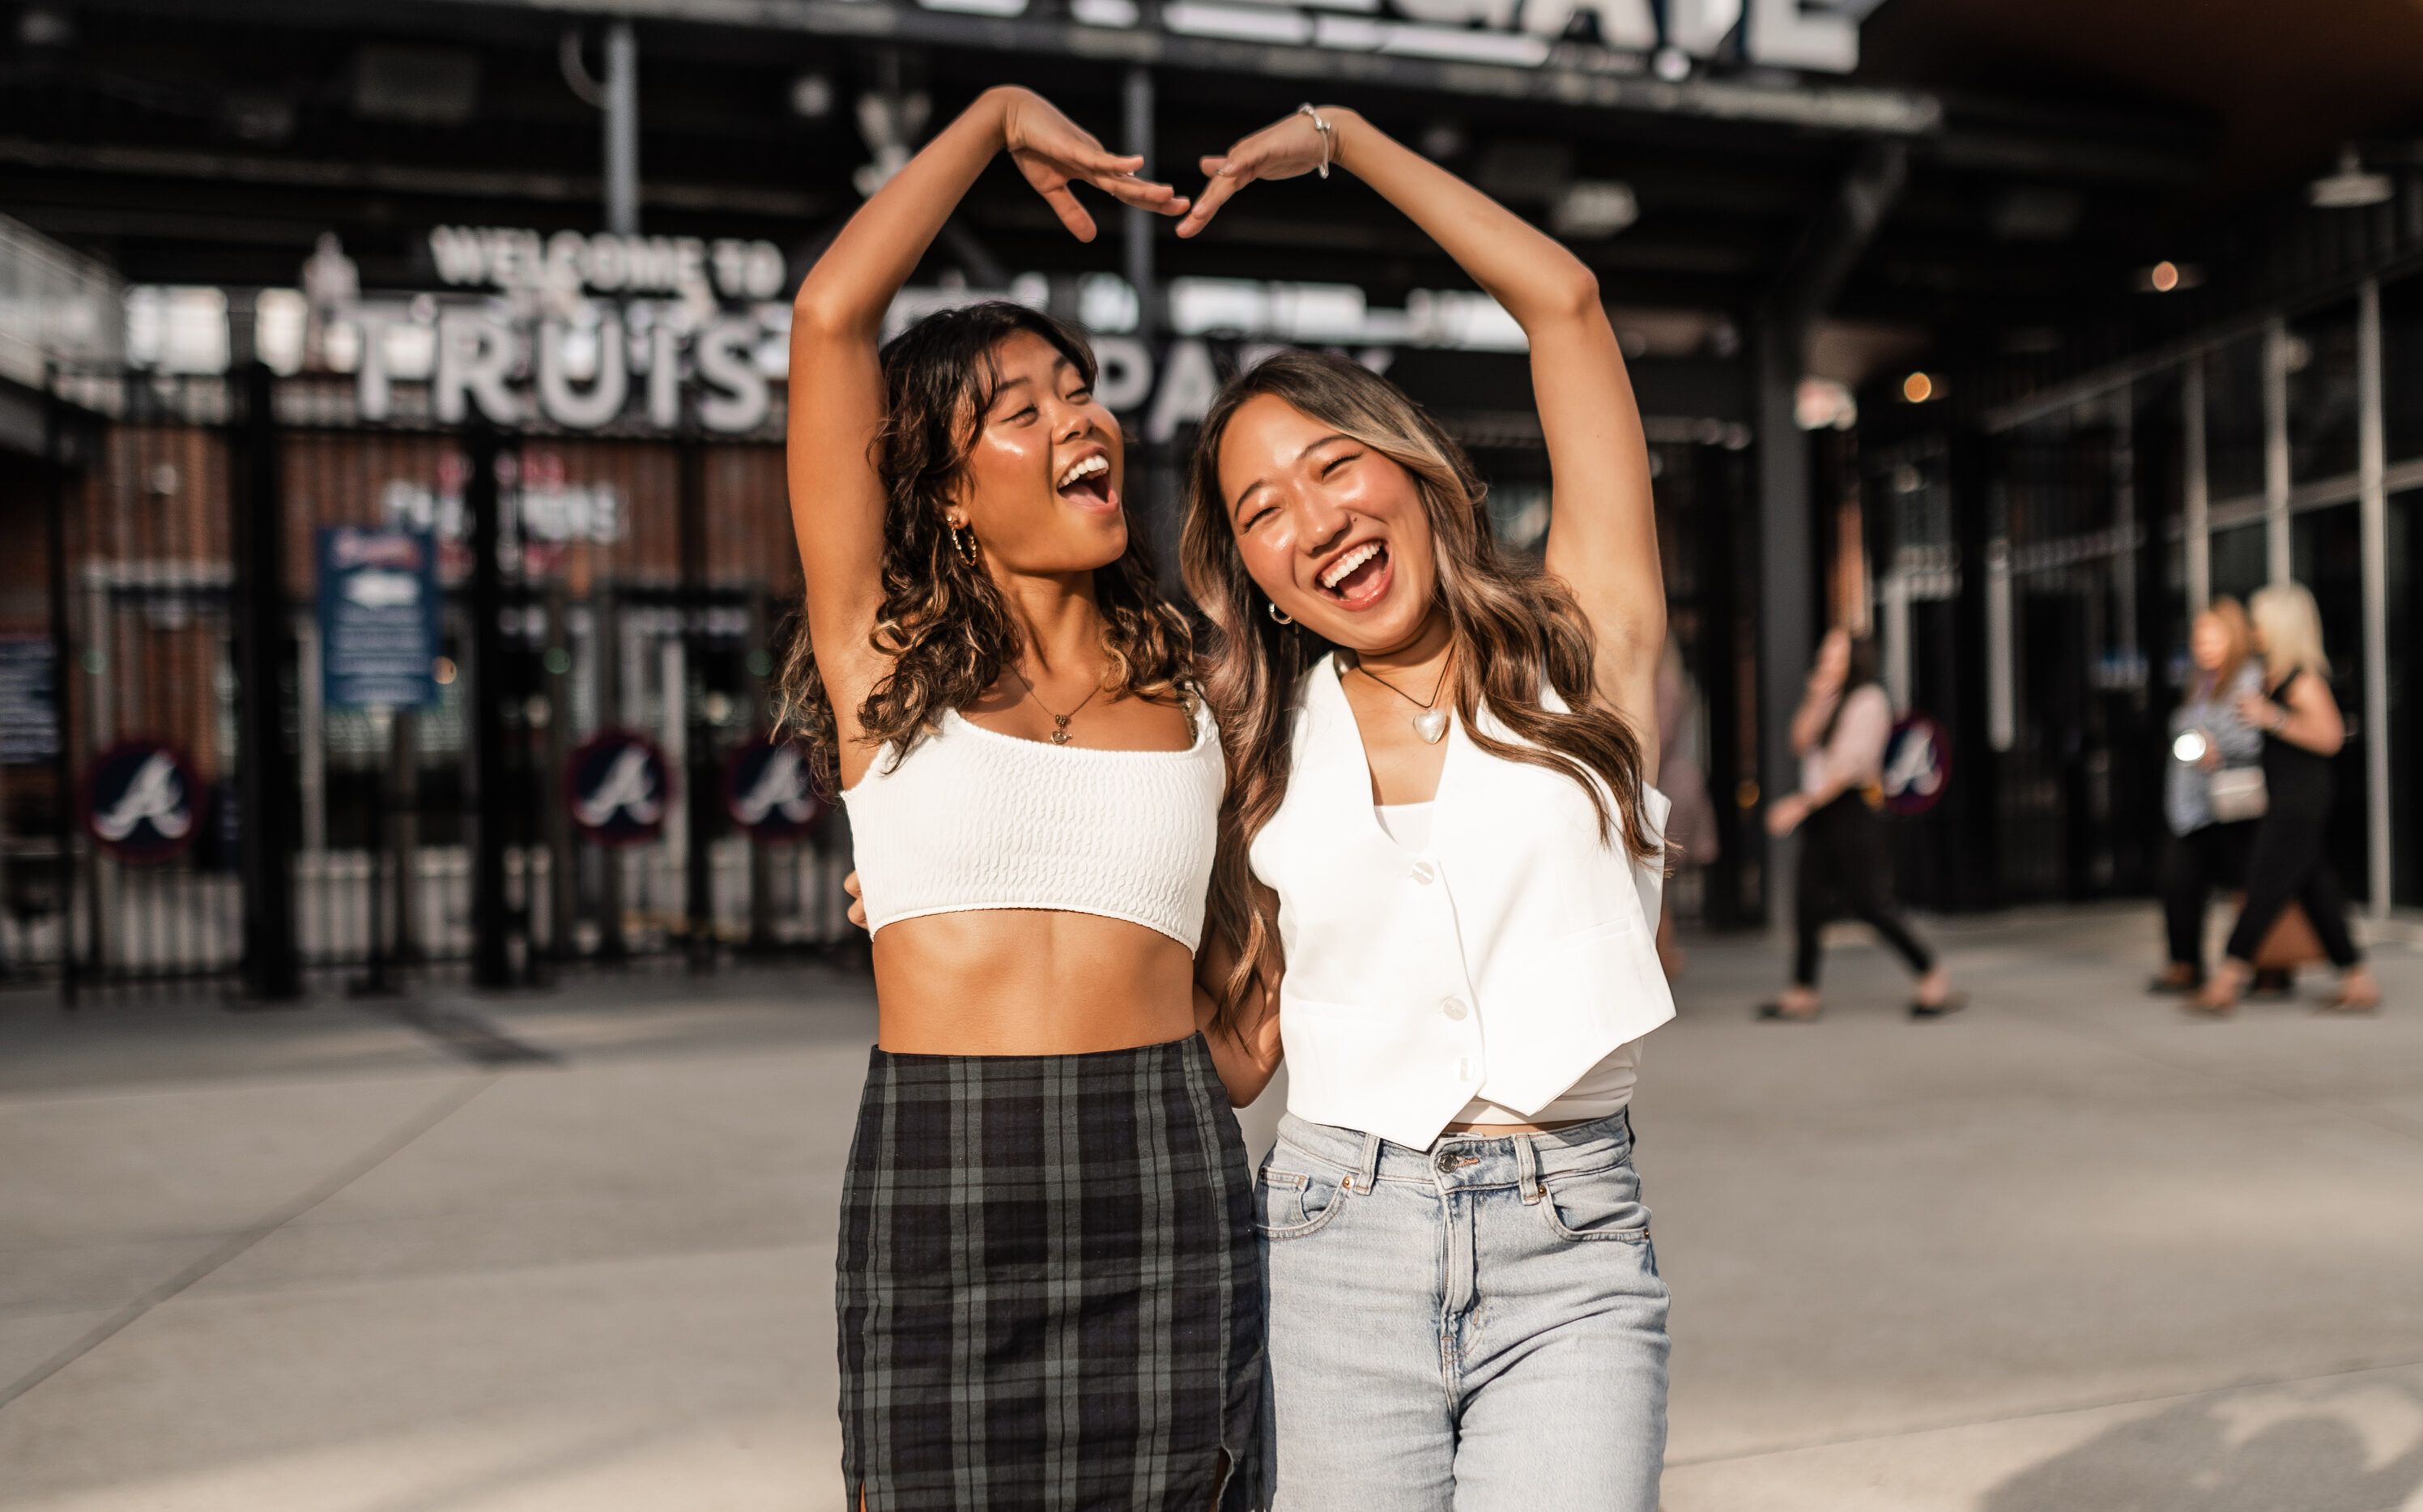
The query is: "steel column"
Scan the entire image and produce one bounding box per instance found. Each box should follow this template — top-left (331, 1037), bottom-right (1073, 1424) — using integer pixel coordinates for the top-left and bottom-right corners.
top-left (2182, 356), bottom-right (2209, 613)
top-left (43, 381), bottom-right (78, 1006)
top-left (465, 422), bottom-right (514, 989)
top-left (603, 22), bottom-right (640, 236)
top-left (2357, 279), bottom-right (2390, 919)
top-left (231, 362), bottom-right (300, 1002)
top-left (679, 435), bottom-right (715, 972)
top-left (2263, 315), bottom-right (2292, 583)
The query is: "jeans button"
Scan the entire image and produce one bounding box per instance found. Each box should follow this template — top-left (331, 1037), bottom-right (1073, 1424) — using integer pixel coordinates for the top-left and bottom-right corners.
top-left (1433, 1148), bottom-right (1458, 1173)
top-left (1440, 997), bottom-right (1468, 1021)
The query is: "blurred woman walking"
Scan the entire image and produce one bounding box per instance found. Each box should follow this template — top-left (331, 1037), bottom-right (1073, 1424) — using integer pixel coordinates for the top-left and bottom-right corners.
top-left (2150, 598), bottom-right (2265, 993)
top-left (1760, 629), bottom-right (1957, 1020)
top-left (2193, 583), bottom-right (2380, 1015)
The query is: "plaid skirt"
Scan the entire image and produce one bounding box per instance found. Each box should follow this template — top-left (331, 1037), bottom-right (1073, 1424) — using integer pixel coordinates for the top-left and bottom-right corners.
top-left (838, 1033), bottom-right (1266, 1510)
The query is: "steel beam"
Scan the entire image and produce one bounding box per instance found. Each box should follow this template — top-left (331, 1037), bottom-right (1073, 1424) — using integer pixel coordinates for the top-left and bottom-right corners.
top-left (86, 0), bottom-right (1942, 134)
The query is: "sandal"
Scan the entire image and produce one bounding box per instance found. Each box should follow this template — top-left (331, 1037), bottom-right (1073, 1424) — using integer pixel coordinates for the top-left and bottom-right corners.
top-left (2146, 965), bottom-right (2202, 995)
top-left (2247, 968), bottom-right (2296, 999)
top-left (1756, 1001), bottom-right (1821, 1022)
top-left (1909, 992), bottom-right (1967, 1020)
top-left (2320, 970), bottom-right (2382, 1014)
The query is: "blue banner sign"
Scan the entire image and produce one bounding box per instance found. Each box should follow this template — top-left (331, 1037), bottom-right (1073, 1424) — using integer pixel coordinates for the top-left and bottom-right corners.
top-left (81, 739), bottom-right (204, 864)
top-left (0, 636), bottom-right (57, 763)
top-left (723, 733), bottom-right (825, 843)
top-left (566, 729), bottom-right (672, 847)
top-left (318, 527), bottom-right (438, 709)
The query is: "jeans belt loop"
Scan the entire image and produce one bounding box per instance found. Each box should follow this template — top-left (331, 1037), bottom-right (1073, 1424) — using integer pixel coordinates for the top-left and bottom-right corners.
top-left (1345, 1131), bottom-right (1382, 1195)
top-left (1516, 1132), bottom-right (1544, 1204)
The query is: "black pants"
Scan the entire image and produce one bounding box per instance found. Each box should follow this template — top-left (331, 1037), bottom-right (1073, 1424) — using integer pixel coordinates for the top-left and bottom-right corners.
top-left (2161, 820), bottom-right (2256, 971)
top-left (2224, 803), bottom-right (2362, 968)
top-left (1795, 794), bottom-right (1935, 987)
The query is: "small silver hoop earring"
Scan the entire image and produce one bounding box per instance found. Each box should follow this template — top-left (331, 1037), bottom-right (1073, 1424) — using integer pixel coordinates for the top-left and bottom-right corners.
top-left (1267, 600), bottom-right (1293, 626)
top-left (950, 523), bottom-right (979, 567)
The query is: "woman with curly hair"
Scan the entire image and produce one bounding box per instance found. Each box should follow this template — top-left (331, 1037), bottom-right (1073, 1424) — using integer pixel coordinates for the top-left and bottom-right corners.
top-left (1175, 105), bottom-right (1673, 1508)
top-left (781, 86), bottom-right (1260, 1509)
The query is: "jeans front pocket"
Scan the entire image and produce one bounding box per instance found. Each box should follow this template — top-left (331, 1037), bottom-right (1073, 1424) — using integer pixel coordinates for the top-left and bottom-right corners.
top-left (1539, 1161), bottom-right (1651, 1242)
top-left (1254, 1154), bottom-right (1348, 1240)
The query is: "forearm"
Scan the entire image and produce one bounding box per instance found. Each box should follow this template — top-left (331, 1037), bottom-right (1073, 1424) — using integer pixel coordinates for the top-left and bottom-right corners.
top-left (2276, 709), bottom-right (2343, 755)
top-left (793, 89), bottom-right (1011, 337)
top-left (1325, 108), bottom-right (1599, 331)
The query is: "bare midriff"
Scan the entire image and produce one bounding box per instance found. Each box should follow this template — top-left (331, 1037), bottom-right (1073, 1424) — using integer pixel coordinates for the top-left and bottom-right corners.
top-left (871, 908), bottom-right (1199, 1056)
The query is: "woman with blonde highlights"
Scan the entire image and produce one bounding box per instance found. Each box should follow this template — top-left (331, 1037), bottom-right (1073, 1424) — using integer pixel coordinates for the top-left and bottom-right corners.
top-left (2195, 582), bottom-right (2379, 1014)
top-left (2152, 597), bottom-right (2264, 993)
top-left (783, 86), bottom-right (1261, 1508)
top-left (1175, 104), bottom-right (1674, 1508)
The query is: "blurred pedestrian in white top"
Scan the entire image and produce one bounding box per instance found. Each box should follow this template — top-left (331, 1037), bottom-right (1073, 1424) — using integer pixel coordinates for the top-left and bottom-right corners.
top-left (1761, 628), bottom-right (1958, 1021)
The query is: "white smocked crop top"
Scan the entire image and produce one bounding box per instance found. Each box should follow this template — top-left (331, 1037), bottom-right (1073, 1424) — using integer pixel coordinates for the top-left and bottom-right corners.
top-left (841, 696), bottom-right (1224, 951)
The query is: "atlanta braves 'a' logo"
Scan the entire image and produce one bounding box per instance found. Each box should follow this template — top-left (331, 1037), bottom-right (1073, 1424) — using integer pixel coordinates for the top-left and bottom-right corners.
top-left (565, 730), bottom-right (672, 846)
top-left (83, 741), bottom-right (204, 863)
top-left (724, 735), bottom-right (825, 841)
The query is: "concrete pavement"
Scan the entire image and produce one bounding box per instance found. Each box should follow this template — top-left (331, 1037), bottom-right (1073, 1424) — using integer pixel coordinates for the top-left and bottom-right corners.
top-left (1, 907), bottom-right (2418, 1510)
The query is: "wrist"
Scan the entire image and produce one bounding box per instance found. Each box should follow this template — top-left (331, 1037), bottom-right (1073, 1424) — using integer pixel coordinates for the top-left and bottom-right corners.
top-left (1318, 105), bottom-right (1367, 170)
top-left (977, 86), bottom-right (1026, 143)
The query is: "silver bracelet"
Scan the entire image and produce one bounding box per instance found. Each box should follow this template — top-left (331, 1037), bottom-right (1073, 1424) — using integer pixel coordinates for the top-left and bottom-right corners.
top-left (1297, 103), bottom-right (1334, 179)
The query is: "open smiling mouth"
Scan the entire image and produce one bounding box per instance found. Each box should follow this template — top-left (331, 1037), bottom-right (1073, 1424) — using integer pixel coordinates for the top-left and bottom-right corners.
top-left (1317, 540), bottom-right (1391, 606)
top-left (1056, 454), bottom-right (1118, 509)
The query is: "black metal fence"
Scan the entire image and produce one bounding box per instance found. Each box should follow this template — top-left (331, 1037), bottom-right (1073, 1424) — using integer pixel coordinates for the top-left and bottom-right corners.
top-left (2, 364), bottom-right (854, 1000)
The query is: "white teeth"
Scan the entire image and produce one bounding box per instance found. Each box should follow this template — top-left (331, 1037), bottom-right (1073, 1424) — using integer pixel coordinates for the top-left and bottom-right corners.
top-left (1057, 455), bottom-right (1109, 489)
top-left (1320, 542), bottom-right (1382, 590)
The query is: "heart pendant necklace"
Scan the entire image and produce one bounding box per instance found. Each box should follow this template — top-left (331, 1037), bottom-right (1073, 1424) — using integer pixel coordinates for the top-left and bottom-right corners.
top-left (1356, 652), bottom-right (1454, 744)
top-left (1010, 662), bottom-right (1105, 745)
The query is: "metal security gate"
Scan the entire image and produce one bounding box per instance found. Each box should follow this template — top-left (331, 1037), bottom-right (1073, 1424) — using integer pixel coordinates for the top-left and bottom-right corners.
top-left (5, 364), bottom-right (855, 999)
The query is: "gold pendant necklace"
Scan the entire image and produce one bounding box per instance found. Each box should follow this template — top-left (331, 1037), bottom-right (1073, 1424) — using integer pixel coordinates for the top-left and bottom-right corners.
top-left (1011, 663), bottom-right (1106, 745)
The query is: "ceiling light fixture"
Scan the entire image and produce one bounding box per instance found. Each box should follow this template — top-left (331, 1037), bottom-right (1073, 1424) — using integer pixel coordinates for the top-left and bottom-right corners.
top-left (2136, 260), bottom-right (2204, 294)
top-left (2310, 145), bottom-right (2391, 210)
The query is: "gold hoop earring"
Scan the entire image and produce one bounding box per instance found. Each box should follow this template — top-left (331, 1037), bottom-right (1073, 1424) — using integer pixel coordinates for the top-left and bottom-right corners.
top-left (1267, 600), bottom-right (1293, 626)
top-left (951, 523), bottom-right (980, 566)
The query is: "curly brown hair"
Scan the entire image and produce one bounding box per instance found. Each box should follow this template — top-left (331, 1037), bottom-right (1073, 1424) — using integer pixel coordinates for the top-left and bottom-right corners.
top-left (1181, 349), bottom-right (1659, 1028)
top-left (776, 301), bottom-right (1192, 791)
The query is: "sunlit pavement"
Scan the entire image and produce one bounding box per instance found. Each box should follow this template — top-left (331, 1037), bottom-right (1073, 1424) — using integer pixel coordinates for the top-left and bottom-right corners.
top-left (2, 906), bottom-right (2420, 1512)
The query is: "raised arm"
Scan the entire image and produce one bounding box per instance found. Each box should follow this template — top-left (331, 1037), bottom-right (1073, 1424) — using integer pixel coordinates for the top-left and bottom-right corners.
top-left (1179, 109), bottom-right (1665, 741)
top-left (786, 87), bottom-right (1183, 777)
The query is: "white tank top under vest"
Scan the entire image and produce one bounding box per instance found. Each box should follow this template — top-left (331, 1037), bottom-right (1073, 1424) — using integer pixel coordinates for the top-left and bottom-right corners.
top-left (842, 696), bottom-right (1224, 952)
top-left (1252, 654), bottom-right (1675, 1150)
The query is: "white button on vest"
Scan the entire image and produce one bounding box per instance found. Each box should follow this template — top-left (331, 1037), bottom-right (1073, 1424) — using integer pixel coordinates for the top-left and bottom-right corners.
top-left (1441, 997), bottom-right (1469, 1020)
top-left (1409, 859), bottom-right (1437, 884)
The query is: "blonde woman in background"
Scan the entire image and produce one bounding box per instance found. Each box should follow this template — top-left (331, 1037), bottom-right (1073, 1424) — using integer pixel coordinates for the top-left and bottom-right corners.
top-left (2195, 583), bottom-right (2380, 1015)
top-left (2150, 598), bottom-right (2265, 994)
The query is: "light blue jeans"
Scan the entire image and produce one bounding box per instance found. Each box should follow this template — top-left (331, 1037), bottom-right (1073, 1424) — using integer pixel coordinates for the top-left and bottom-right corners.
top-left (1258, 1110), bottom-right (1669, 1511)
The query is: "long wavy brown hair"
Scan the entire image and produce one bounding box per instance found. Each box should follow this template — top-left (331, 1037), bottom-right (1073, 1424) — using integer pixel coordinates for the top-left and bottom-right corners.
top-left (1180, 349), bottom-right (1659, 1025)
top-left (776, 302), bottom-right (1191, 790)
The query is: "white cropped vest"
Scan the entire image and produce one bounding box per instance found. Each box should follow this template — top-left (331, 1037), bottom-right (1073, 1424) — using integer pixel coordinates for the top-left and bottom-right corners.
top-left (1250, 655), bottom-right (1674, 1149)
top-left (843, 698), bottom-right (1224, 951)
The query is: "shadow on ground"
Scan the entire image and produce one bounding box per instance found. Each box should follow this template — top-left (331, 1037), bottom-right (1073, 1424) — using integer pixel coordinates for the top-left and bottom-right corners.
top-left (1983, 1381), bottom-right (2423, 1512)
